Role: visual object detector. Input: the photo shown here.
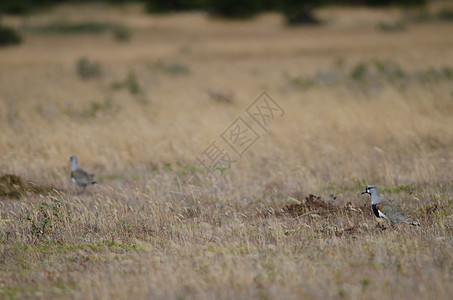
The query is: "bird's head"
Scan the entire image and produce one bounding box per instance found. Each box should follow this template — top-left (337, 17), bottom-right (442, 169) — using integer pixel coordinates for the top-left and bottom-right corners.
top-left (69, 156), bottom-right (78, 164)
top-left (361, 185), bottom-right (378, 195)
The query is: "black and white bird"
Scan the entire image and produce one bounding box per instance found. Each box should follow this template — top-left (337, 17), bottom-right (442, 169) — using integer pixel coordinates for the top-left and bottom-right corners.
top-left (69, 156), bottom-right (96, 187)
top-left (362, 185), bottom-right (420, 226)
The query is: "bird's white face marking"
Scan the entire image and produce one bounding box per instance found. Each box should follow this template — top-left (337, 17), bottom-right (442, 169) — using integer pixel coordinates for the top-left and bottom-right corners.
top-left (71, 178), bottom-right (77, 184)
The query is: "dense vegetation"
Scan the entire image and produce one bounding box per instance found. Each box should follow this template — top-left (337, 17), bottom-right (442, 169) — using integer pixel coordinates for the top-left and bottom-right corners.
top-left (1, 0), bottom-right (427, 23)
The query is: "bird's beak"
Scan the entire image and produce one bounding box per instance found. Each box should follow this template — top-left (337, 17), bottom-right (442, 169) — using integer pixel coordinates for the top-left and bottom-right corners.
top-left (361, 191), bottom-right (367, 195)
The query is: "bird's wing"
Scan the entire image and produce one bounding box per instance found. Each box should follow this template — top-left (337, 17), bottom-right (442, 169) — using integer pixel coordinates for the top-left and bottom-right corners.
top-left (379, 199), bottom-right (414, 224)
top-left (72, 168), bottom-right (92, 185)
top-left (375, 202), bottom-right (389, 219)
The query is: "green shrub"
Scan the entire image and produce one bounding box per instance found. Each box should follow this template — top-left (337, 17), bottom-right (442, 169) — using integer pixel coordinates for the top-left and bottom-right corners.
top-left (0, 0), bottom-right (33, 15)
top-left (350, 63), bottom-right (369, 81)
top-left (38, 21), bottom-right (123, 35)
top-left (377, 20), bottom-right (407, 32)
top-left (286, 58), bottom-right (452, 89)
top-left (111, 70), bottom-right (142, 95)
top-left (279, 0), bottom-right (326, 25)
top-left (150, 60), bottom-right (190, 75)
top-left (208, 0), bottom-right (262, 19)
top-left (146, 0), bottom-right (206, 13)
top-left (373, 60), bottom-right (406, 79)
top-left (0, 25), bottom-right (22, 46)
top-left (65, 98), bottom-right (117, 119)
top-left (338, 0), bottom-right (426, 6)
top-left (86, 99), bottom-right (115, 118)
top-left (113, 26), bottom-right (131, 42)
top-left (26, 198), bottom-right (70, 238)
top-left (110, 70), bottom-right (149, 104)
top-left (76, 57), bottom-right (102, 80)
top-left (1, 1), bottom-right (151, 15)
top-left (436, 8), bottom-right (453, 22)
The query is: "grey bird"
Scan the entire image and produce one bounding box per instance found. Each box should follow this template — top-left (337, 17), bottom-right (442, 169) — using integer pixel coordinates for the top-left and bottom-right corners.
top-left (69, 156), bottom-right (96, 187)
top-left (361, 185), bottom-right (420, 226)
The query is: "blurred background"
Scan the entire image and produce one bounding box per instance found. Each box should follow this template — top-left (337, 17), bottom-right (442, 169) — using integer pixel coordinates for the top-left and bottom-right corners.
top-left (0, 0), bottom-right (452, 191)
top-left (1, 3), bottom-right (453, 298)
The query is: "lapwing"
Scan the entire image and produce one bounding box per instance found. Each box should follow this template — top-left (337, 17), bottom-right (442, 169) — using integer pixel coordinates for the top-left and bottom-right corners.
top-left (69, 156), bottom-right (96, 187)
top-left (361, 185), bottom-right (420, 226)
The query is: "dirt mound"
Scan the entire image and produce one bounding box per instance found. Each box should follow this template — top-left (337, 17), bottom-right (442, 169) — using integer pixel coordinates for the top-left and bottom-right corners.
top-left (284, 194), bottom-right (337, 216)
top-left (284, 194), bottom-right (368, 218)
top-left (0, 174), bottom-right (25, 198)
top-left (0, 174), bottom-right (58, 199)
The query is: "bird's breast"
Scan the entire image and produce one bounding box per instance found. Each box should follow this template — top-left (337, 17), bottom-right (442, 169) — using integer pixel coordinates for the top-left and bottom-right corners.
top-left (372, 204), bottom-right (380, 218)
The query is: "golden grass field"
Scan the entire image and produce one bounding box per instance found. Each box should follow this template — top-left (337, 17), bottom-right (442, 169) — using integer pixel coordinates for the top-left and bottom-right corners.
top-left (1, 2), bottom-right (453, 299)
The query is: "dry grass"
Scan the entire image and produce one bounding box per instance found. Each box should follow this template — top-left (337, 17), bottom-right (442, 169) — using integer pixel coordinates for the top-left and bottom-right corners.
top-left (1, 2), bottom-right (453, 299)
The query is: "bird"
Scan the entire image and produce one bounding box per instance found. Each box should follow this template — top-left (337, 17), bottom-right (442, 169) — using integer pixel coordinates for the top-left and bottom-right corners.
top-left (361, 185), bottom-right (420, 226)
top-left (69, 156), bottom-right (96, 187)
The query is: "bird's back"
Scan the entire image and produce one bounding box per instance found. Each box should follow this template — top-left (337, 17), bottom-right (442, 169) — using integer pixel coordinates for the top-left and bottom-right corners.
top-left (71, 168), bottom-right (95, 186)
top-left (378, 199), bottom-right (419, 225)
